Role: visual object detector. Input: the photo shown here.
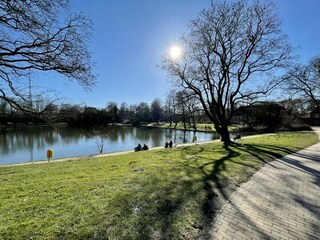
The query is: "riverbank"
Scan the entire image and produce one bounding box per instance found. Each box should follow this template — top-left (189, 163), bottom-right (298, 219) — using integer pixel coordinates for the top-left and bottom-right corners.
top-left (142, 123), bottom-right (241, 133)
top-left (0, 131), bottom-right (318, 239)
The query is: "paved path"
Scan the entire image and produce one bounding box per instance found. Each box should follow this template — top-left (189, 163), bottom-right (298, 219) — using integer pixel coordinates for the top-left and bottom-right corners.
top-left (210, 129), bottom-right (320, 240)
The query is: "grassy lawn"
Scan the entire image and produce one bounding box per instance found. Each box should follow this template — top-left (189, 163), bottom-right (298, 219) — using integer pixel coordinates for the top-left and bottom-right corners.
top-left (0, 132), bottom-right (318, 239)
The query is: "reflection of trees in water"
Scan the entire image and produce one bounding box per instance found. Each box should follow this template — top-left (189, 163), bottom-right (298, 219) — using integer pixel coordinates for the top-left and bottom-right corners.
top-left (135, 128), bottom-right (163, 147)
top-left (87, 126), bottom-right (134, 143)
top-left (0, 126), bottom-right (88, 156)
top-left (176, 130), bottom-right (188, 143)
top-left (91, 126), bottom-right (193, 147)
top-left (103, 126), bottom-right (165, 147)
top-left (118, 126), bottom-right (133, 142)
top-left (57, 127), bottom-right (90, 143)
top-left (90, 127), bottom-right (216, 147)
top-left (1, 127), bottom-right (54, 156)
top-left (105, 126), bottom-right (124, 142)
top-left (164, 129), bottom-right (175, 142)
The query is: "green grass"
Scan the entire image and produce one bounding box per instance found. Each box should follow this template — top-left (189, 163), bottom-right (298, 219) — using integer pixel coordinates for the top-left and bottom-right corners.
top-left (0, 132), bottom-right (318, 239)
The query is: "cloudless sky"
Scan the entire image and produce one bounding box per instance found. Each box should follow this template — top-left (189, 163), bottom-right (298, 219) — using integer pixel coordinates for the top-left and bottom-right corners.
top-left (44, 0), bottom-right (320, 108)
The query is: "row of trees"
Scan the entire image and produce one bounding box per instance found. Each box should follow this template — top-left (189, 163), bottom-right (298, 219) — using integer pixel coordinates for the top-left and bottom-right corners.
top-left (1, 89), bottom-right (316, 130)
top-left (0, 94), bottom-right (206, 127)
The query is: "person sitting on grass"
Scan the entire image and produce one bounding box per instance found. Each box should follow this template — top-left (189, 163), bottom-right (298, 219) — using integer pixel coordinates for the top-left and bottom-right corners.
top-left (164, 141), bottom-right (169, 148)
top-left (142, 144), bottom-right (149, 150)
top-left (169, 140), bottom-right (173, 148)
top-left (134, 143), bottom-right (142, 151)
top-left (234, 133), bottom-right (241, 141)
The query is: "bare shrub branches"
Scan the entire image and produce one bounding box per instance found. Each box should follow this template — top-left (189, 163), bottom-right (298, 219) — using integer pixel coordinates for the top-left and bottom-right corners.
top-left (285, 56), bottom-right (320, 109)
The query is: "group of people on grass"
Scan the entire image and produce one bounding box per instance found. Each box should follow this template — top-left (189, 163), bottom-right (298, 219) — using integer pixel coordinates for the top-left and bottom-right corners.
top-left (164, 140), bottom-right (173, 148)
top-left (134, 140), bottom-right (174, 151)
top-left (134, 143), bottom-right (148, 151)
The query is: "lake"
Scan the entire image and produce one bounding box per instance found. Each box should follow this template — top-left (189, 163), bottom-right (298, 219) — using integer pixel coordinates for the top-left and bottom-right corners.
top-left (0, 125), bottom-right (221, 165)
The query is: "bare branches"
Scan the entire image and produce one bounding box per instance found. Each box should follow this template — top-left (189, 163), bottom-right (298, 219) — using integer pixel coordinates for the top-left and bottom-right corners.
top-left (92, 128), bottom-right (107, 154)
top-left (285, 57), bottom-right (320, 108)
top-left (0, 0), bottom-right (95, 112)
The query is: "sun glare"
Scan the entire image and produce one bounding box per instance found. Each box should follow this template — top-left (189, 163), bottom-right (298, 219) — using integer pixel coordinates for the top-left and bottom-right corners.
top-left (169, 45), bottom-right (182, 60)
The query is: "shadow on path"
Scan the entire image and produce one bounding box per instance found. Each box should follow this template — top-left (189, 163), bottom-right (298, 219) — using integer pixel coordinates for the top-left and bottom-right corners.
top-left (210, 141), bottom-right (320, 239)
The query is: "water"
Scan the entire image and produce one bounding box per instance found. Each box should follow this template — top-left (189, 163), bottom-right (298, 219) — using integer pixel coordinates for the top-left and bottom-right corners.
top-left (0, 125), bottom-right (219, 165)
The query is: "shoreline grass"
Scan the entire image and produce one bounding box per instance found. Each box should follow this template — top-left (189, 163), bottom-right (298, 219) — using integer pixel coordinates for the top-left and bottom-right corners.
top-left (0, 132), bottom-right (318, 239)
top-left (144, 123), bottom-right (239, 133)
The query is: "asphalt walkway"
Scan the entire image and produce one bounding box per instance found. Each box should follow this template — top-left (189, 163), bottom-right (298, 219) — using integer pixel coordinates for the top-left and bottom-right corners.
top-left (210, 128), bottom-right (320, 239)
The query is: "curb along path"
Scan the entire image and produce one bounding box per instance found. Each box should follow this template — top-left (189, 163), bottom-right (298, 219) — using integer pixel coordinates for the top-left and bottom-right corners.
top-left (210, 128), bottom-right (320, 239)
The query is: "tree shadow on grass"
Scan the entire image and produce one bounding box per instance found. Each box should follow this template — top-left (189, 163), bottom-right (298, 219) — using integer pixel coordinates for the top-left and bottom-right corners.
top-left (93, 143), bottom-right (312, 239)
top-left (236, 143), bottom-right (294, 162)
top-left (137, 143), bottom-right (302, 239)
top-left (198, 145), bottom-right (239, 212)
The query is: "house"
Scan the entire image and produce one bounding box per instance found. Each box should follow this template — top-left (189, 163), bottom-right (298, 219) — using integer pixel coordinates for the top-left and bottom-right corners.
top-left (309, 108), bottom-right (320, 126)
top-left (310, 108), bottom-right (320, 118)
top-left (231, 103), bottom-right (289, 130)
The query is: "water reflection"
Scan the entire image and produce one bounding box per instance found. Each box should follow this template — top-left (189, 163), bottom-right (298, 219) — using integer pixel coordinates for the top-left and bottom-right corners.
top-left (0, 126), bottom-right (218, 165)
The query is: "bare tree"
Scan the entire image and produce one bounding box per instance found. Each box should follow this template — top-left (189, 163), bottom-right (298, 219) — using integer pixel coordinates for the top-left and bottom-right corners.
top-left (175, 91), bottom-right (188, 130)
top-left (164, 90), bottom-right (177, 128)
top-left (161, 0), bottom-right (292, 143)
top-left (0, 0), bottom-right (95, 112)
top-left (182, 93), bottom-right (203, 132)
top-left (95, 135), bottom-right (106, 154)
top-left (175, 90), bottom-right (202, 131)
top-left (285, 56), bottom-right (320, 109)
top-left (92, 128), bottom-right (107, 154)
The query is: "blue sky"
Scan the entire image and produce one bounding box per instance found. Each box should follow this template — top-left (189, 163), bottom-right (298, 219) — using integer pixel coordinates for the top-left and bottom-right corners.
top-left (45, 0), bottom-right (320, 108)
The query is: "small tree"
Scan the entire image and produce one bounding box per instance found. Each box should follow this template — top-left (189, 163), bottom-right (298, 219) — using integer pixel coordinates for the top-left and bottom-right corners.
top-left (161, 0), bottom-right (293, 143)
top-left (92, 128), bottom-right (107, 154)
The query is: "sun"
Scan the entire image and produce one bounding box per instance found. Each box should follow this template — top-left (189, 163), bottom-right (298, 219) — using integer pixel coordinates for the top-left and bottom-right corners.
top-left (169, 44), bottom-right (183, 60)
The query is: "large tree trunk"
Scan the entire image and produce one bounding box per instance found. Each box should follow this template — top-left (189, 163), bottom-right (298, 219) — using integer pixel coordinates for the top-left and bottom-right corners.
top-left (213, 119), bottom-right (231, 144)
top-left (219, 124), bottom-right (231, 143)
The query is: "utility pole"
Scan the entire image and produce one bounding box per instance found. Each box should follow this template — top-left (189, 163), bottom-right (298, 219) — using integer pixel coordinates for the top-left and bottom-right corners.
top-left (28, 70), bottom-right (33, 109)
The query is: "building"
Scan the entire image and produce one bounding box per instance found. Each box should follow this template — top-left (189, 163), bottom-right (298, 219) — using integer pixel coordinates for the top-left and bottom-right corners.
top-left (309, 108), bottom-right (320, 126)
top-left (231, 103), bottom-right (289, 131)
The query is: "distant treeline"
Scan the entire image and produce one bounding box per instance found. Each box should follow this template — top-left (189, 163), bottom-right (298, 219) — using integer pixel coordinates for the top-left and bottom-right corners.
top-left (0, 94), bottom-right (208, 128)
top-left (0, 92), bottom-right (315, 130)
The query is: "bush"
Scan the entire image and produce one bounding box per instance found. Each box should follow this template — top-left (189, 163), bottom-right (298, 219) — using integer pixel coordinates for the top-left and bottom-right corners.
top-left (289, 123), bottom-right (312, 131)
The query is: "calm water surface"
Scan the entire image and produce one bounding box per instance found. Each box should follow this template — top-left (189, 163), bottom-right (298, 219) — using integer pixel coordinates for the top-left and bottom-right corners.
top-left (0, 125), bottom-right (220, 165)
